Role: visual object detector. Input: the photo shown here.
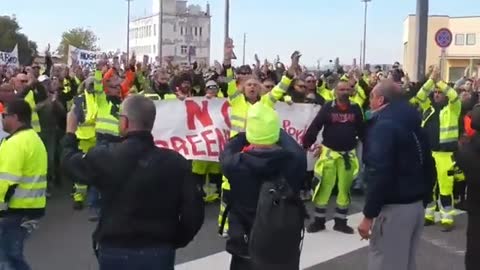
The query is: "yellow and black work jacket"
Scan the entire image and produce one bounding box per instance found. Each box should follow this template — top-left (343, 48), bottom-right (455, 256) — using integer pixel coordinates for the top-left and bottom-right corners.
top-left (24, 90), bottom-right (41, 133)
top-left (0, 126), bottom-right (47, 218)
top-left (224, 66), bottom-right (289, 138)
top-left (75, 90), bottom-right (98, 141)
top-left (413, 79), bottom-right (461, 152)
top-left (139, 81), bottom-right (177, 101)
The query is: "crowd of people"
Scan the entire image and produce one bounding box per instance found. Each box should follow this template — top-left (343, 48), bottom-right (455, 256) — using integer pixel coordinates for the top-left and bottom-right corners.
top-left (0, 39), bottom-right (480, 270)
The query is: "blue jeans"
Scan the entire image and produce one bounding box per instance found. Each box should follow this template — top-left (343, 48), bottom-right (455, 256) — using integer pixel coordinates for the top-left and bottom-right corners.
top-left (87, 186), bottom-right (101, 210)
top-left (98, 245), bottom-right (175, 270)
top-left (0, 216), bottom-right (33, 270)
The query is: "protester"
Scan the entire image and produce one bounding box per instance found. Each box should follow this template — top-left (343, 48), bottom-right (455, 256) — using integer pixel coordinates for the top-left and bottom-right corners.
top-left (358, 80), bottom-right (435, 270)
top-left (302, 80), bottom-right (365, 234)
top-left (61, 95), bottom-right (204, 270)
top-left (191, 80), bottom-right (224, 203)
top-left (0, 83), bottom-right (15, 113)
top-left (220, 102), bottom-right (306, 270)
top-left (414, 67), bottom-right (461, 231)
top-left (454, 104), bottom-right (480, 270)
top-left (217, 48), bottom-right (295, 238)
top-left (0, 99), bottom-right (48, 270)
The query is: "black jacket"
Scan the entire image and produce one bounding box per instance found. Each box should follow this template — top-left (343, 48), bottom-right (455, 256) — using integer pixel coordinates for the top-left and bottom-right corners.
top-left (363, 100), bottom-right (435, 219)
top-left (61, 131), bottom-right (204, 249)
top-left (455, 134), bottom-right (480, 215)
top-left (455, 133), bottom-right (480, 270)
top-left (220, 131), bottom-right (306, 256)
top-left (302, 100), bottom-right (364, 151)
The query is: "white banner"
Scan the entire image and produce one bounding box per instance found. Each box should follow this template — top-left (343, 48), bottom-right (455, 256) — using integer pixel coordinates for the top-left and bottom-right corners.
top-left (0, 45), bottom-right (19, 68)
top-left (68, 45), bottom-right (101, 70)
top-left (0, 116), bottom-right (7, 140)
top-left (152, 98), bottom-right (321, 170)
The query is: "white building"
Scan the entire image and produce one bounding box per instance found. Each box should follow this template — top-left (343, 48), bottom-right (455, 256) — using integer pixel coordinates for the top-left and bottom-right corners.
top-left (129, 0), bottom-right (211, 65)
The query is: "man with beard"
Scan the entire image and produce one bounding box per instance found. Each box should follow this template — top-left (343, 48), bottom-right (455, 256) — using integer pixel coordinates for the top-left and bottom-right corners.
top-left (139, 69), bottom-right (177, 101)
top-left (0, 99), bottom-right (47, 270)
top-left (302, 81), bottom-right (365, 234)
top-left (414, 67), bottom-right (461, 231)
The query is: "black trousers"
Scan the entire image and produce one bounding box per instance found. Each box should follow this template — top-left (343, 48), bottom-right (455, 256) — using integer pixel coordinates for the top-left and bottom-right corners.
top-left (230, 255), bottom-right (253, 270)
top-left (466, 213), bottom-right (480, 270)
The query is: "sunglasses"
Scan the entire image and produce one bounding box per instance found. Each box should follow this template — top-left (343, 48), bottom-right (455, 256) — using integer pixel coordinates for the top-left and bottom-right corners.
top-left (20, 80), bottom-right (28, 83)
top-left (264, 84), bottom-right (275, 89)
top-left (207, 85), bottom-right (219, 90)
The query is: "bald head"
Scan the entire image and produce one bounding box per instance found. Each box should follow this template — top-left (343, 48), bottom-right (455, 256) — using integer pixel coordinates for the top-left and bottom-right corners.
top-left (0, 83), bottom-right (15, 103)
top-left (372, 80), bottom-right (402, 103)
top-left (121, 95), bottom-right (156, 132)
top-left (369, 79), bottom-right (403, 110)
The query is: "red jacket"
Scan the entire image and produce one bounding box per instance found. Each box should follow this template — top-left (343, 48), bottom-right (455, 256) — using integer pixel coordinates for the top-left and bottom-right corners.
top-left (464, 114), bottom-right (476, 137)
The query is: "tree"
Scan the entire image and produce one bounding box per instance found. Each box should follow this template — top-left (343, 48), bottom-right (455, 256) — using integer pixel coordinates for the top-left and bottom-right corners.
top-left (0, 15), bottom-right (38, 65)
top-left (57, 27), bottom-right (99, 60)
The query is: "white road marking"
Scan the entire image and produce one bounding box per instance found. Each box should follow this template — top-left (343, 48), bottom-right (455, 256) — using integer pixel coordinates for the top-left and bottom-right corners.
top-left (175, 212), bottom-right (368, 270)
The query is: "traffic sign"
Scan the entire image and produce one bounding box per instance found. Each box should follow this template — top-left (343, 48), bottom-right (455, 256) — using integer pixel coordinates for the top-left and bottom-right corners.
top-left (435, 28), bottom-right (453, 48)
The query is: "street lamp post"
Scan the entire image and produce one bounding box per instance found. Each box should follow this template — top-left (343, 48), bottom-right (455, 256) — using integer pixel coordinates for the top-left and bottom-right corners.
top-left (224, 0), bottom-right (230, 44)
top-left (242, 33), bottom-right (246, 65)
top-left (158, 0), bottom-right (163, 63)
top-left (126, 0), bottom-right (133, 62)
top-left (361, 0), bottom-right (371, 69)
top-left (414, 0), bottom-right (429, 82)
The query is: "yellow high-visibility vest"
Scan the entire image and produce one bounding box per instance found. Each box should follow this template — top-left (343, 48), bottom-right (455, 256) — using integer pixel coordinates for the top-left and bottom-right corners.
top-left (0, 128), bottom-right (47, 211)
top-left (24, 90), bottom-right (41, 133)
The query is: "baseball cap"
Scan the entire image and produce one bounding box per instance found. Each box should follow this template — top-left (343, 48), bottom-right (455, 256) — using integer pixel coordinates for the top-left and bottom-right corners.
top-left (38, 75), bottom-right (50, 83)
top-left (206, 80), bottom-right (218, 90)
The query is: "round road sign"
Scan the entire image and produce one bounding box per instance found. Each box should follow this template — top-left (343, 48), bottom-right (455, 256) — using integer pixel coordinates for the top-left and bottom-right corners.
top-left (435, 28), bottom-right (453, 48)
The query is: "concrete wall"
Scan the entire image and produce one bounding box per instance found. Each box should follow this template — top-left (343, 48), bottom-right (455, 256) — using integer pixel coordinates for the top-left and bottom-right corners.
top-left (403, 15), bottom-right (480, 81)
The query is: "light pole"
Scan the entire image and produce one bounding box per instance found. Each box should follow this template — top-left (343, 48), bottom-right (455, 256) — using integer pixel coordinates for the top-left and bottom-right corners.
top-left (224, 0), bottom-right (230, 44)
top-left (414, 0), bottom-right (429, 82)
top-left (242, 33), bottom-right (246, 65)
top-left (158, 0), bottom-right (163, 63)
top-left (126, 0), bottom-right (133, 62)
top-left (361, 0), bottom-right (371, 69)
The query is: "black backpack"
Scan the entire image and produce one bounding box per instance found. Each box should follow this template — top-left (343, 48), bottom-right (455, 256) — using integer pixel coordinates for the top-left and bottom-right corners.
top-left (248, 176), bottom-right (307, 268)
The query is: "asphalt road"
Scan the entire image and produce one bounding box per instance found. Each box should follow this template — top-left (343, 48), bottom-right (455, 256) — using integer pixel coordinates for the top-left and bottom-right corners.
top-left (25, 189), bottom-right (467, 270)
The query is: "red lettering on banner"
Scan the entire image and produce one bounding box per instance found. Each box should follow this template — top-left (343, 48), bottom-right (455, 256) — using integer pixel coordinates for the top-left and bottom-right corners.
top-left (202, 130), bottom-right (219, 156)
top-left (282, 120), bottom-right (306, 143)
top-left (185, 100), bottom-right (213, 130)
top-left (186, 135), bottom-right (207, 156)
top-left (220, 101), bottom-right (231, 128)
top-left (154, 128), bottom-right (230, 158)
top-left (155, 140), bottom-right (169, 148)
top-left (215, 128), bottom-right (229, 152)
top-left (171, 137), bottom-right (189, 155)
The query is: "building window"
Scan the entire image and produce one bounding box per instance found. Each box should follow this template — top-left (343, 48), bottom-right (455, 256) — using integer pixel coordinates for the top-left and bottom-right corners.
top-left (190, 27), bottom-right (193, 35)
top-left (467, 33), bottom-right (476, 45)
top-left (149, 26), bottom-right (152, 37)
top-left (189, 46), bottom-right (196, 56)
top-left (173, 24), bottom-right (177, 32)
top-left (455, 34), bottom-right (465, 45)
top-left (181, 45), bottom-right (188, 55)
top-left (153, 45), bottom-right (156, 54)
top-left (194, 27), bottom-right (198, 36)
top-left (154, 24), bottom-right (156, 36)
top-left (199, 27), bottom-right (203, 36)
top-left (181, 26), bottom-right (184, 35)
